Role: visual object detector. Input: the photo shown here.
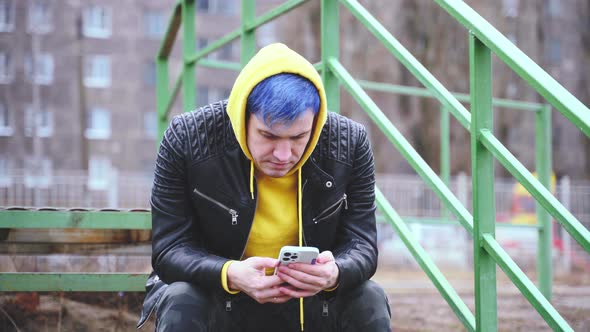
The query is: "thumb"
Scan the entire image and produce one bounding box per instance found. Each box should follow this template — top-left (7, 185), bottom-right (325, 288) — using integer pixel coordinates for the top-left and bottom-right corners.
top-left (317, 251), bottom-right (335, 264)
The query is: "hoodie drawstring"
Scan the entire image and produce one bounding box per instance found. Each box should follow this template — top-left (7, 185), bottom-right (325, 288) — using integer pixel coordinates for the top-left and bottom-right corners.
top-left (298, 169), bottom-right (304, 331)
top-left (250, 161), bottom-right (255, 200)
top-left (248, 162), bottom-right (305, 331)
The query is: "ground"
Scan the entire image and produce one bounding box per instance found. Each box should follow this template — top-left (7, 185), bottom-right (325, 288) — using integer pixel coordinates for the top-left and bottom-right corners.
top-left (1, 267), bottom-right (589, 331)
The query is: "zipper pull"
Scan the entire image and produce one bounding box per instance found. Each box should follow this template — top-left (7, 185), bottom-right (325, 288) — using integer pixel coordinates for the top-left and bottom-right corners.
top-left (322, 300), bottom-right (329, 317)
top-left (343, 194), bottom-right (348, 210)
top-left (225, 300), bottom-right (232, 312)
top-left (230, 209), bottom-right (238, 225)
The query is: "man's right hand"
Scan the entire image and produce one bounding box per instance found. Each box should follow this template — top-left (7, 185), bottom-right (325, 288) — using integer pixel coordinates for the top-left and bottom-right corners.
top-left (226, 257), bottom-right (292, 304)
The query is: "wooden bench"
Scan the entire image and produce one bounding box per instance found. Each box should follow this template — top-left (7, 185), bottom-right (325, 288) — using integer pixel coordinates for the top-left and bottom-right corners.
top-left (0, 209), bottom-right (150, 292)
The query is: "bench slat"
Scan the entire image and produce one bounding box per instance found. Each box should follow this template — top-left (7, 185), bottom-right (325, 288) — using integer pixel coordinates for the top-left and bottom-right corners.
top-left (0, 211), bottom-right (151, 229)
top-left (0, 273), bottom-right (149, 292)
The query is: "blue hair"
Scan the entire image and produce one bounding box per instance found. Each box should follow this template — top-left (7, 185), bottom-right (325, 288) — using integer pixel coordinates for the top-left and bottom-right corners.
top-left (246, 73), bottom-right (320, 127)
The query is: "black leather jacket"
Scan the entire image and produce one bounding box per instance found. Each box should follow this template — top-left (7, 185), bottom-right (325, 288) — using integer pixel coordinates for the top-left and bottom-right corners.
top-left (138, 100), bottom-right (377, 328)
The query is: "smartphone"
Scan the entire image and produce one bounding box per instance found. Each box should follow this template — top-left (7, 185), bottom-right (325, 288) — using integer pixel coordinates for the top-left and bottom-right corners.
top-left (277, 246), bottom-right (319, 266)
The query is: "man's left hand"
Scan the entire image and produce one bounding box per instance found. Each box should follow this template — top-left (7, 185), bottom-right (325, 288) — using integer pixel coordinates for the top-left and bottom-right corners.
top-left (275, 250), bottom-right (339, 298)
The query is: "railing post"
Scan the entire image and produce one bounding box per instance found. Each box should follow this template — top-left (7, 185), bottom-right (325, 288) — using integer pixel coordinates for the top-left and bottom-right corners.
top-left (241, 0), bottom-right (256, 66)
top-left (536, 104), bottom-right (553, 300)
top-left (156, 56), bottom-right (168, 145)
top-left (470, 33), bottom-right (497, 331)
top-left (440, 105), bottom-right (450, 221)
top-left (559, 176), bottom-right (571, 273)
top-left (181, 0), bottom-right (196, 113)
top-left (321, 0), bottom-right (339, 113)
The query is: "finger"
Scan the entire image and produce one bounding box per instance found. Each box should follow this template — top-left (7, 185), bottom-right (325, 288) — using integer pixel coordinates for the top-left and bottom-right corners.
top-left (283, 262), bottom-right (328, 277)
top-left (256, 288), bottom-right (293, 304)
top-left (316, 251), bottom-right (335, 264)
top-left (257, 274), bottom-right (287, 289)
top-left (273, 296), bottom-right (292, 304)
top-left (249, 257), bottom-right (280, 269)
top-left (277, 269), bottom-right (323, 291)
top-left (264, 294), bottom-right (292, 304)
top-left (278, 285), bottom-right (317, 298)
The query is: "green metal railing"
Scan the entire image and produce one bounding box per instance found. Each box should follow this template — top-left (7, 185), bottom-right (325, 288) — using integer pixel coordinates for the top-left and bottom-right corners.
top-left (332, 1), bottom-right (589, 330)
top-left (1, 1), bottom-right (589, 331)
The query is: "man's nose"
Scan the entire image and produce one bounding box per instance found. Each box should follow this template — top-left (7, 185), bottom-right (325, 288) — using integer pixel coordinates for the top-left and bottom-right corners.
top-left (273, 140), bottom-right (292, 161)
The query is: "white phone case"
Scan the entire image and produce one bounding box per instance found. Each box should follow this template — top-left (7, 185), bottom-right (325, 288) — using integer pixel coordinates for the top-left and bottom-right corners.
top-left (277, 246), bottom-right (319, 266)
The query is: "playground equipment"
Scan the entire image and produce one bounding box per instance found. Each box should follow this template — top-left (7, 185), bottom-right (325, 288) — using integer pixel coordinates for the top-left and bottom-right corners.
top-left (1, 1), bottom-right (589, 331)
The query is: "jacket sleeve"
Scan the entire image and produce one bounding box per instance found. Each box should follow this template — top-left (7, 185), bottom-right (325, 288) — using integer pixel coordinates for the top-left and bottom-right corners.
top-left (333, 123), bottom-right (378, 293)
top-left (150, 115), bottom-right (228, 289)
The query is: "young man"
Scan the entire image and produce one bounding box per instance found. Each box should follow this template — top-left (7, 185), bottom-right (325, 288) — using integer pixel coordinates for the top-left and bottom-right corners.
top-left (138, 43), bottom-right (391, 331)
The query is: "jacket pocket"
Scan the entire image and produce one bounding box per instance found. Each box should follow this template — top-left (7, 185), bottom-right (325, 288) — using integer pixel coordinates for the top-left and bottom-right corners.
top-left (193, 188), bottom-right (239, 225)
top-left (312, 193), bottom-right (348, 224)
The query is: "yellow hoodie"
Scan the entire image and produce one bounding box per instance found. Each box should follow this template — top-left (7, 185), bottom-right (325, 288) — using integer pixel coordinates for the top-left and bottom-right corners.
top-left (222, 43), bottom-right (328, 331)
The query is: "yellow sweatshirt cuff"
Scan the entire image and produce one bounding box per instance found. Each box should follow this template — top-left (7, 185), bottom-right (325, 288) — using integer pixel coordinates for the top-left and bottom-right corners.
top-left (221, 260), bottom-right (240, 294)
top-left (324, 283), bottom-right (339, 292)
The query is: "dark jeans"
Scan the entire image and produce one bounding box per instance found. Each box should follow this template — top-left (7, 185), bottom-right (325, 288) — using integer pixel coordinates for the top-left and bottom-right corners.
top-left (155, 280), bottom-right (391, 332)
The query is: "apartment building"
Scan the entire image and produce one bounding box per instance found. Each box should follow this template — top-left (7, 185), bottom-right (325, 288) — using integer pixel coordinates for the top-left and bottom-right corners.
top-left (0, 0), bottom-right (278, 206)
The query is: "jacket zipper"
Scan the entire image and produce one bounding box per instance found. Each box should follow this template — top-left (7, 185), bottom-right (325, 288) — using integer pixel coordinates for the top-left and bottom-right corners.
top-left (193, 188), bottom-right (239, 225)
top-left (312, 193), bottom-right (348, 224)
top-left (301, 179), bottom-right (309, 246)
top-left (137, 303), bottom-right (157, 329)
top-left (239, 179), bottom-right (258, 259)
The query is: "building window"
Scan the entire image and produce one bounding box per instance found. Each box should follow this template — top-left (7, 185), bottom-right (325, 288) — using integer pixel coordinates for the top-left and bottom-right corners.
top-left (257, 22), bottom-right (276, 47)
top-left (85, 107), bottom-right (111, 139)
top-left (0, 0), bottom-right (15, 32)
top-left (27, 0), bottom-right (53, 34)
top-left (83, 5), bottom-right (111, 38)
top-left (547, 0), bottom-right (560, 17)
top-left (24, 157), bottom-right (52, 188)
top-left (0, 156), bottom-right (11, 187)
top-left (215, 1), bottom-right (237, 15)
top-left (222, 88), bottom-right (231, 100)
top-left (196, 0), bottom-right (209, 12)
top-left (25, 105), bottom-right (53, 137)
top-left (198, 38), bottom-right (215, 59)
top-left (84, 55), bottom-right (111, 88)
top-left (502, 0), bottom-right (519, 18)
top-left (197, 86), bottom-right (209, 105)
top-left (0, 102), bottom-right (12, 136)
top-left (196, 0), bottom-right (237, 15)
top-left (143, 111), bottom-right (157, 138)
top-left (144, 10), bottom-right (166, 39)
top-left (198, 38), bottom-right (208, 49)
top-left (88, 156), bottom-right (111, 190)
top-left (25, 53), bottom-right (54, 85)
top-left (218, 43), bottom-right (233, 61)
top-left (143, 61), bottom-right (156, 87)
top-left (0, 52), bottom-right (13, 83)
top-left (547, 38), bottom-right (561, 63)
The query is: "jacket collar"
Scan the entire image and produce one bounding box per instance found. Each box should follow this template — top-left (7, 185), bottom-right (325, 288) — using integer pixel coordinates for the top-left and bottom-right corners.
top-left (302, 157), bottom-right (336, 192)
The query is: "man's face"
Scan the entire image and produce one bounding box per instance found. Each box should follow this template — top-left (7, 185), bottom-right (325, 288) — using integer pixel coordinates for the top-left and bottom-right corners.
top-left (246, 109), bottom-right (315, 178)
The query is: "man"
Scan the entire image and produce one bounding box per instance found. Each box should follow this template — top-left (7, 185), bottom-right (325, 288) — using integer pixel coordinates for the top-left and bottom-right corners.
top-left (137, 43), bottom-right (391, 331)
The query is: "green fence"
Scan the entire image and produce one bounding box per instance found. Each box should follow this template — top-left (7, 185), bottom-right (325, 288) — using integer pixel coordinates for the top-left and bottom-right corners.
top-left (1, 1), bottom-right (589, 331)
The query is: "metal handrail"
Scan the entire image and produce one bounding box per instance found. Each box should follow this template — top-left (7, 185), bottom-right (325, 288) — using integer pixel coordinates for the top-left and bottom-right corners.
top-left (434, 0), bottom-right (590, 138)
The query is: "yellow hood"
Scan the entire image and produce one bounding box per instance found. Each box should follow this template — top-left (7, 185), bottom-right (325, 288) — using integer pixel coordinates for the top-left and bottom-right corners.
top-left (226, 43), bottom-right (328, 174)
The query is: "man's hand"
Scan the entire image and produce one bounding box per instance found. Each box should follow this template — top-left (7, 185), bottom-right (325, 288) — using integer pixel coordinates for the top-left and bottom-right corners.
top-left (275, 250), bottom-right (339, 298)
top-left (226, 257), bottom-right (292, 304)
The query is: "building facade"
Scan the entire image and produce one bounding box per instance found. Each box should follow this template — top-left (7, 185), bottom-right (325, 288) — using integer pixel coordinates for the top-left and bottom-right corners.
top-left (0, 0), bottom-right (278, 207)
